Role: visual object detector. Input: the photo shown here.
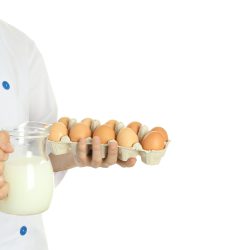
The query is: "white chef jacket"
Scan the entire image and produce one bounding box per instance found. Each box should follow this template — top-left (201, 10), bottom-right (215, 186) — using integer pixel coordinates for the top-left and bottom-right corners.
top-left (0, 20), bottom-right (66, 250)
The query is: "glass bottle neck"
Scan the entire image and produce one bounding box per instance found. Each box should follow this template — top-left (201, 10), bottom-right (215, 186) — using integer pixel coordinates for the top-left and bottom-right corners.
top-left (10, 136), bottom-right (48, 160)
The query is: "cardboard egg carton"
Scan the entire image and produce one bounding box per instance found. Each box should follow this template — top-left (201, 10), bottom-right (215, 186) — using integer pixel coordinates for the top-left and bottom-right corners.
top-left (48, 118), bottom-right (169, 165)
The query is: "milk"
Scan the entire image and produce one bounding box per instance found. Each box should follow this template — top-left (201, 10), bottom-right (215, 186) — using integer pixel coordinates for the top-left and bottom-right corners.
top-left (0, 156), bottom-right (54, 215)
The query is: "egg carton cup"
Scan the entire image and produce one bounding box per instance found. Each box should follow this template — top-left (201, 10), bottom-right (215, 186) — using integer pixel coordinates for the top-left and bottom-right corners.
top-left (48, 136), bottom-right (71, 155)
top-left (116, 141), bottom-right (170, 165)
top-left (115, 122), bottom-right (125, 135)
top-left (139, 141), bottom-right (170, 165)
top-left (138, 125), bottom-right (149, 141)
top-left (117, 145), bottom-right (139, 161)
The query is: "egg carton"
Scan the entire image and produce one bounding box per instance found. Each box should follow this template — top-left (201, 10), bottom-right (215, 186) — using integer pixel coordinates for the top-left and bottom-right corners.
top-left (48, 118), bottom-right (169, 165)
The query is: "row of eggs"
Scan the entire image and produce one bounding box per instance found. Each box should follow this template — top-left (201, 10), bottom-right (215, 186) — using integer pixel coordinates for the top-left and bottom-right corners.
top-left (48, 118), bottom-right (168, 151)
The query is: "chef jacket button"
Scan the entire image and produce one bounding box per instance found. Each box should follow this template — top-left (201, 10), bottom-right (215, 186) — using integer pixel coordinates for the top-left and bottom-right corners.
top-left (20, 226), bottom-right (27, 236)
top-left (2, 81), bottom-right (10, 90)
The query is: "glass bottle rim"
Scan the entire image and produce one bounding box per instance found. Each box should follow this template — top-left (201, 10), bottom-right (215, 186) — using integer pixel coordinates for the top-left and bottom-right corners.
top-left (8, 128), bottom-right (49, 139)
top-left (7, 122), bottom-right (51, 139)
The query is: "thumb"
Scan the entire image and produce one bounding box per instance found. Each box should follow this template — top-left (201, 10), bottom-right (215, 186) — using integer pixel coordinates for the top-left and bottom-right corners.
top-left (118, 158), bottom-right (137, 168)
top-left (0, 142), bottom-right (14, 153)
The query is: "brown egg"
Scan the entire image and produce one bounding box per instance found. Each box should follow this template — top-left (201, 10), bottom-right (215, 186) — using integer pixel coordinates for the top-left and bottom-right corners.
top-left (116, 127), bottom-right (139, 148)
top-left (69, 123), bottom-right (92, 142)
top-left (93, 125), bottom-right (115, 144)
top-left (81, 118), bottom-right (92, 128)
top-left (141, 131), bottom-right (165, 150)
top-left (151, 127), bottom-right (168, 141)
top-left (127, 121), bottom-right (141, 134)
top-left (58, 117), bottom-right (70, 128)
top-left (105, 120), bottom-right (117, 130)
top-left (48, 122), bottom-right (68, 141)
top-left (0, 131), bottom-right (10, 144)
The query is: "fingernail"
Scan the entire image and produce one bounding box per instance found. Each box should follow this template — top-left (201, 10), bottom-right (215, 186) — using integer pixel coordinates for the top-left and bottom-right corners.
top-left (79, 138), bottom-right (86, 143)
top-left (93, 136), bottom-right (100, 142)
top-left (109, 139), bottom-right (117, 145)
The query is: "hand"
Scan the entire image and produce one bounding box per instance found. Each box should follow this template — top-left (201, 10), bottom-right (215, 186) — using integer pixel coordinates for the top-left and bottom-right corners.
top-left (75, 136), bottom-right (137, 168)
top-left (0, 135), bottom-right (14, 200)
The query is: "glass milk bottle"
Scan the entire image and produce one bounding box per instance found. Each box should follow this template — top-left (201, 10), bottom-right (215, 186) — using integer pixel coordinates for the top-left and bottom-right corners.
top-left (0, 124), bottom-right (54, 215)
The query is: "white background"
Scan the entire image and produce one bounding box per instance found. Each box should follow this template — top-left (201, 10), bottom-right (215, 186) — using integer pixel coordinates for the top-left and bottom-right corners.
top-left (1, 0), bottom-right (250, 249)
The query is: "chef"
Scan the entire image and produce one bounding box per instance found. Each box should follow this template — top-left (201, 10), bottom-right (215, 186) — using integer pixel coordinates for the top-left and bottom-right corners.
top-left (0, 19), bottom-right (136, 250)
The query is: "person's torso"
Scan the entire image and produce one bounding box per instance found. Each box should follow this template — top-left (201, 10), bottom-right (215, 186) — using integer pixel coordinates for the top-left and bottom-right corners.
top-left (0, 19), bottom-right (30, 129)
top-left (0, 213), bottom-right (48, 250)
top-left (0, 19), bottom-right (48, 250)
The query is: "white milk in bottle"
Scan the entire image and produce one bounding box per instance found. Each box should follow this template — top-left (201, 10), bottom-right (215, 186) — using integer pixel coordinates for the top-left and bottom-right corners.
top-left (0, 156), bottom-right (54, 215)
top-left (0, 123), bottom-right (54, 215)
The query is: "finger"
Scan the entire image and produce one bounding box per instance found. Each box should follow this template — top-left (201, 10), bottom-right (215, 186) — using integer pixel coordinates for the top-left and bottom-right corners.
top-left (0, 182), bottom-right (8, 200)
top-left (0, 162), bottom-right (4, 175)
top-left (0, 175), bottom-right (5, 188)
top-left (0, 142), bottom-right (14, 153)
top-left (103, 141), bottom-right (118, 167)
top-left (91, 136), bottom-right (102, 167)
top-left (0, 150), bottom-right (3, 162)
top-left (0, 150), bottom-right (8, 162)
top-left (118, 158), bottom-right (137, 168)
top-left (0, 150), bottom-right (9, 162)
top-left (0, 162), bottom-right (4, 177)
top-left (76, 138), bottom-right (89, 166)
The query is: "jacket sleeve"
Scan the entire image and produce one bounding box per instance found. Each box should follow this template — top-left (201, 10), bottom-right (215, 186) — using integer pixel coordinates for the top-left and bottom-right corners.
top-left (28, 42), bottom-right (66, 186)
